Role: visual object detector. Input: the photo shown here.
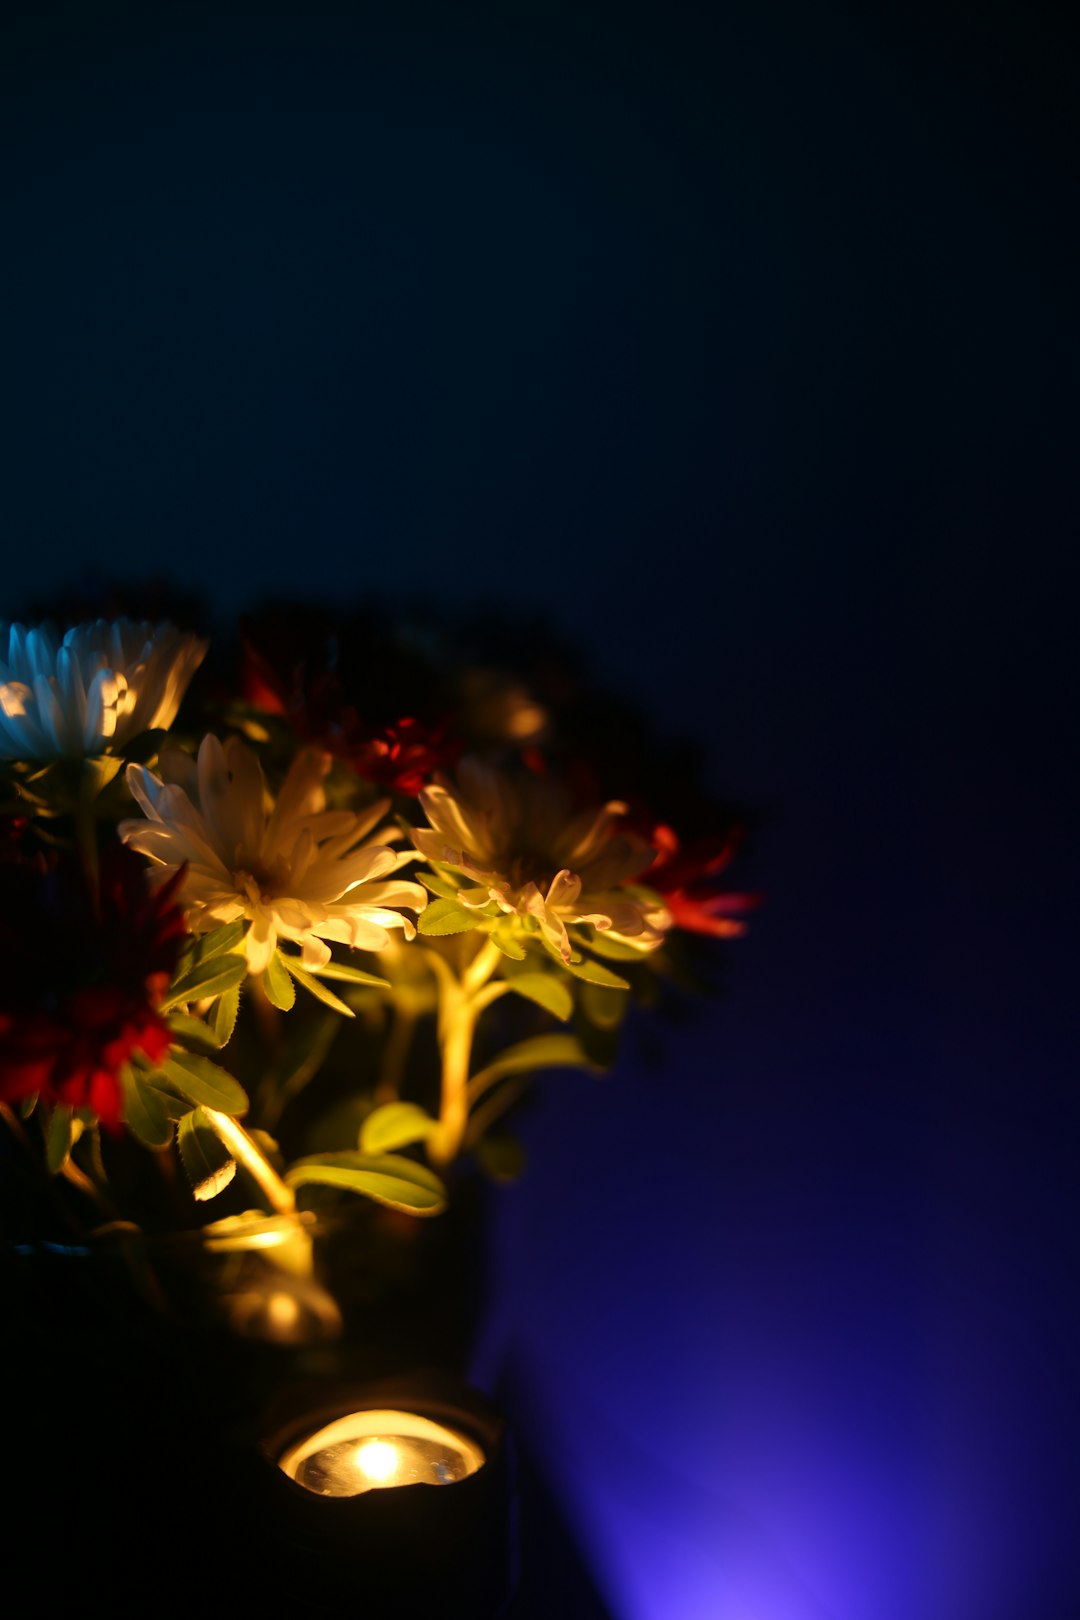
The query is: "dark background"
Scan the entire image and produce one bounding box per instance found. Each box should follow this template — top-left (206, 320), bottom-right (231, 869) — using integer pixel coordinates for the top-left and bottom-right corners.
top-left (3, 5), bottom-right (1078, 1617)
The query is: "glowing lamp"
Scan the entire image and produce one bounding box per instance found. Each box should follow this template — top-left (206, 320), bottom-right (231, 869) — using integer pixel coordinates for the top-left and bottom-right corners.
top-left (277, 1406), bottom-right (486, 1495)
top-left (250, 1373), bottom-right (515, 1610)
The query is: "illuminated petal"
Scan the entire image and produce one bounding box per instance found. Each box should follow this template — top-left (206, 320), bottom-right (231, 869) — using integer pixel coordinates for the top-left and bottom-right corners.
top-left (245, 911), bottom-right (278, 974)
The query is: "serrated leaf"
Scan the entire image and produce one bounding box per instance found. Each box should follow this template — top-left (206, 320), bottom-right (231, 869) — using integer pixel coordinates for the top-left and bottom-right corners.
top-left (161, 1051), bottom-right (249, 1117)
top-left (468, 1033), bottom-right (598, 1094)
top-left (175, 918), bottom-right (247, 978)
top-left (45, 1104), bottom-right (75, 1174)
top-left (120, 1067), bottom-right (174, 1149)
top-left (178, 1109), bottom-right (237, 1201)
top-left (309, 960), bottom-right (390, 988)
top-left (211, 983), bottom-right (241, 1047)
top-left (360, 1102), bottom-right (438, 1154)
top-left (162, 951), bottom-right (248, 1011)
top-left (417, 870), bottom-right (463, 902)
top-left (261, 950), bottom-right (296, 1011)
top-left (417, 897), bottom-right (485, 936)
top-left (279, 954), bottom-right (355, 1017)
top-left (286, 1152), bottom-right (447, 1215)
top-left (502, 972), bottom-right (573, 1021)
top-left (489, 923), bottom-right (527, 961)
top-left (166, 1012), bottom-right (223, 1055)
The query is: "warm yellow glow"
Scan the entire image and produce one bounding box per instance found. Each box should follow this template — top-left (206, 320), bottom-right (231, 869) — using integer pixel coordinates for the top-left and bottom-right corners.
top-left (203, 1216), bottom-right (306, 1254)
top-left (505, 700), bottom-right (548, 739)
top-left (265, 1292), bottom-right (302, 1333)
top-left (98, 674), bottom-right (119, 737)
top-left (278, 1407), bottom-right (485, 1496)
top-left (354, 1439), bottom-right (400, 1483)
top-left (0, 682), bottom-right (30, 720)
top-left (222, 1278), bottom-right (343, 1344)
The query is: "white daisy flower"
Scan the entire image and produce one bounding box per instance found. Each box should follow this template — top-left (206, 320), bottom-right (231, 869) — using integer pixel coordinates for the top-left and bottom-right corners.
top-left (0, 618), bottom-right (207, 761)
top-left (120, 734), bottom-right (426, 974)
top-left (411, 758), bottom-right (672, 964)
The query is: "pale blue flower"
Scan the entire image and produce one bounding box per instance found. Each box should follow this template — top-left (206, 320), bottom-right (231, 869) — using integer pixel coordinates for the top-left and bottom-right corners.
top-left (0, 618), bottom-right (207, 760)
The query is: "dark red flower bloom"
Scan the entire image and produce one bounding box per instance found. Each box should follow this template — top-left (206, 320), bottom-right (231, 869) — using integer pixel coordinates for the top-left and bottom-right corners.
top-left (642, 823), bottom-right (762, 939)
top-left (344, 716), bottom-right (460, 796)
top-left (0, 842), bottom-right (187, 1130)
top-left (238, 613), bottom-right (459, 795)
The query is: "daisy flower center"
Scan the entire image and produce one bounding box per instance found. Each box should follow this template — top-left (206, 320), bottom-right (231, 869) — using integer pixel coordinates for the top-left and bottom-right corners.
top-left (236, 864), bottom-right (288, 907)
top-left (506, 850), bottom-right (558, 891)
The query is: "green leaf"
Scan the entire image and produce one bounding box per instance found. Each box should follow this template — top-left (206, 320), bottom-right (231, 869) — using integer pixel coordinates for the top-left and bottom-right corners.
top-left (196, 918), bottom-right (248, 959)
top-left (417, 897), bottom-right (484, 936)
top-left (569, 927), bottom-right (650, 962)
top-left (161, 1051), bottom-right (249, 1117)
top-left (178, 1108), bottom-right (237, 1201)
top-left (81, 754), bottom-right (124, 795)
top-left (45, 1104), bottom-right (75, 1174)
top-left (120, 1067), bottom-right (174, 1149)
top-left (162, 951), bottom-right (248, 1011)
top-left (211, 983), bottom-right (241, 1047)
top-left (286, 1152), bottom-right (447, 1216)
top-left (166, 1012), bottom-right (223, 1056)
top-left (579, 979), bottom-right (629, 1031)
top-left (249, 1128), bottom-right (282, 1163)
top-left (308, 959), bottom-right (390, 988)
top-left (489, 921), bottom-right (527, 961)
top-left (261, 950), bottom-right (297, 1011)
top-left (174, 918), bottom-right (247, 977)
top-left (468, 1033), bottom-right (598, 1093)
top-left (473, 1134), bottom-right (526, 1183)
top-left (278, 954), bottom-right (355, 1017)
top-left (417, 870), bottom-right (463, 902)
top-left (502, 972), bottom-right (573, 1022)
top-left (360, 1102), bottom-right (438, 1155)
top-left (560, 951), bottom-right (631, 990)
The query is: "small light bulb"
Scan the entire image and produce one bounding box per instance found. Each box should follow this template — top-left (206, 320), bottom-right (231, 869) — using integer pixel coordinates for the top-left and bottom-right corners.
top-left (354, 1439), bottom-right (399, 1484)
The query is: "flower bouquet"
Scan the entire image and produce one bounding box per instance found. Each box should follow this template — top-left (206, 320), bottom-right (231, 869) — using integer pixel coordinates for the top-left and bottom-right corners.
top-left (0, 601), bottom-right (755, 1391)
top-left (0, 599), bottom-right (758, 1607)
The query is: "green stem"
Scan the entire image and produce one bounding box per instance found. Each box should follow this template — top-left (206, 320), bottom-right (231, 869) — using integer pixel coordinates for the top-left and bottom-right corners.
top-left (0, 1103), bottom-right (86, 1236)
top-left (428, 936), bottom-right (503, 1167)
top-left (376, 1008), bottom-right (416, 1104)
top-left (75, 771), bottom-right (100, 902)
top-left (61, 1155), bottom-right (119, 1222)
top-left (203, 1109), bottom-right (296, 1215)
top-left (460, 938), bottom-right (503, 997)
top-left (463, 1076), bottom-right (528, 1150)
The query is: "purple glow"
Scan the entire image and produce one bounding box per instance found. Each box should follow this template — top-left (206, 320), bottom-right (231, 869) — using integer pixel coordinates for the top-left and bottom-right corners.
top-left (476, 992), bottom-right (1080, 1620)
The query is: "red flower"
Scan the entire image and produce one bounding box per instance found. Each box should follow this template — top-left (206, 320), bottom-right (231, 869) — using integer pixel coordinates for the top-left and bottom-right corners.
top-left (238, 615), bottom-right (459, 795)
top-left (642, 823), bottom-right (761, 938)
top-left (0, 841), bottom-right (187, 1130)
top-left (344, 716), bottom-right (460, 797)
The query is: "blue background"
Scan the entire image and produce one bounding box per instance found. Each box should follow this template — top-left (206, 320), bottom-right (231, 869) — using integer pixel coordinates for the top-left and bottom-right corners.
top-left (4, 5), bottom-right (1078, 1617)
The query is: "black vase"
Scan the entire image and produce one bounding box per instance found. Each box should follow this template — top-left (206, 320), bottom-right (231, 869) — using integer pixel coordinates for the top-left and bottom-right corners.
top-left (4, 1179), bottom-right (516, 1617)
